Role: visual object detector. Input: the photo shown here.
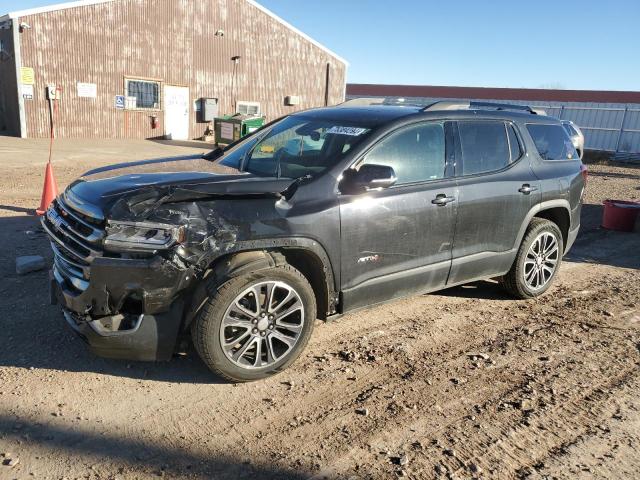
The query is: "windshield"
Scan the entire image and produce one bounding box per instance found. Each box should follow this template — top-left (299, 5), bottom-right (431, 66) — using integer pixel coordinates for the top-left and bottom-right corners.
top-left (218, 115), bottom-right (373, 178)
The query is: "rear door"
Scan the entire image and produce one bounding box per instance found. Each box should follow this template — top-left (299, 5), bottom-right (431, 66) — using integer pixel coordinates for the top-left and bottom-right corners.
top-left (448, 120), bottom-right (539, 285)
top-left (339, 121), bottom-right (458, 310)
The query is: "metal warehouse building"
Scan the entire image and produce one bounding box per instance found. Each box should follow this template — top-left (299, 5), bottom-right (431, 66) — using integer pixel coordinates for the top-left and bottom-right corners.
top-left (347, 84), bottom-right (640, 156)
top-left (0, 0), bottom-right (347, 139)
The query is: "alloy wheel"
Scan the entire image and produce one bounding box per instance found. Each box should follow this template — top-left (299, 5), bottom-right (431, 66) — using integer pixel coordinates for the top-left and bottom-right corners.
top-left (523, 232), bottom-right (559, 291)
top-left (219, 280), bottom-right (305, 369)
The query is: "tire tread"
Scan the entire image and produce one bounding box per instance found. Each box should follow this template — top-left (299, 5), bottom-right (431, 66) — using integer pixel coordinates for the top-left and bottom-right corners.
top-left (192, 264), bottom-right (315, 382)
top-left (502, 218), bottom-right (563, 299)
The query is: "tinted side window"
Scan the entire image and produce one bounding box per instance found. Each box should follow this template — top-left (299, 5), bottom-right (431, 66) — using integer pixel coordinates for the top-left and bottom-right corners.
top-left (507, 124), bottom-right (522, 162)
top-left (527, 124), bottom-right (578, 160)
top-left (458, 121), bottom-right (510, 175)
top-left (361, 122), bottom-right (445, 184)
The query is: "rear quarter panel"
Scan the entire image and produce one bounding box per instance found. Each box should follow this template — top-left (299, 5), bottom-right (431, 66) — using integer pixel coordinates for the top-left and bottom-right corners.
top-left (520, 120), bottom-right (584, 233)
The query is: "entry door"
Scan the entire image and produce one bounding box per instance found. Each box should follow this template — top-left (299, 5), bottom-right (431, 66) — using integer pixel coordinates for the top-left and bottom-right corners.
top-left (339, 121), bottom-right (458, 311)
top-left (164, 85), bottom-right (189, 140)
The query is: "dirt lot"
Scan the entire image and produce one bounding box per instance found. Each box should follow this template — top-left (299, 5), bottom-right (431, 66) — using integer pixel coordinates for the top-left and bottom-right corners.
top-left (0, 139), bottom-right (639, 480)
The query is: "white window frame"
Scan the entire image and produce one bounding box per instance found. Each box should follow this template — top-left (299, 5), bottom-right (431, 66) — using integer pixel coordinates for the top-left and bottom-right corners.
top-left (124, 77), bottom-right (162, 111)
top-left (236, 101), bottom-right (261, 116)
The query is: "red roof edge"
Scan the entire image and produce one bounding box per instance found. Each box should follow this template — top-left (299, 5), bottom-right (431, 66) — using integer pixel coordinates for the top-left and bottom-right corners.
top-left (346, 83), bottom-right (640, 104)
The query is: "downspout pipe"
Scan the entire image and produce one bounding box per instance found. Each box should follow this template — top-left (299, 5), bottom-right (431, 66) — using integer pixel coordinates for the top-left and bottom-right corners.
top-left (10, 15), bottom-right (27, 138)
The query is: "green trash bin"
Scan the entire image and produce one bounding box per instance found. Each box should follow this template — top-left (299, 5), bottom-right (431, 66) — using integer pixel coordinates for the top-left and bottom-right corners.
top-left (214, 114), bottom-right (265, 145)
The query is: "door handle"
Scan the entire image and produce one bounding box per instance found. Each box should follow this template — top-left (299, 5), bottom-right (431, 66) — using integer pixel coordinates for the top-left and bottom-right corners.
top-left (518, 184), bottom-right (538, 195)
top-left (431, 194), bottom-right (455, 206)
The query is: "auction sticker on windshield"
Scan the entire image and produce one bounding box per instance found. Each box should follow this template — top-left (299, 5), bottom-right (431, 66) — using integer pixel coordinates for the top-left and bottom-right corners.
top-left (326, 126), bottom-right (369, 136)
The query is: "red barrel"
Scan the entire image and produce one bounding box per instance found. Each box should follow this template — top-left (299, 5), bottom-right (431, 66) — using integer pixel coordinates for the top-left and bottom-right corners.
top-left (602, 199), bottom-right (640, 232)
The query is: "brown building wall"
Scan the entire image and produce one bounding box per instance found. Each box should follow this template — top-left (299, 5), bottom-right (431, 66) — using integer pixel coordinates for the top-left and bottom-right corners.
top-left (0, 25), bottom-right (20, 136)
top-left (15, 0), bottom-right (347, 138)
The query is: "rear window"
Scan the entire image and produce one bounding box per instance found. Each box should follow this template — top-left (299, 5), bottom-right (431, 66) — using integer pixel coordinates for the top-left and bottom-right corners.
top-left (458, 121), bottom-right (511, 175)
top-left (527, 124), bottom-right (578, 160)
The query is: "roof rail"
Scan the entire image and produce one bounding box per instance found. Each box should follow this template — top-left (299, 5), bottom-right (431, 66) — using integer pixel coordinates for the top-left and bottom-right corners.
top-left (424, 100), bottom-right (541, 114)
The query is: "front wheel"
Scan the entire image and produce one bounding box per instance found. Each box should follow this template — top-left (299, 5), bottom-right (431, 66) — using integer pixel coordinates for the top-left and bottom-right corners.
top-left (192, 264), bottom-right (316, 382)
top-left (502, 218), bottom-right (563, 299)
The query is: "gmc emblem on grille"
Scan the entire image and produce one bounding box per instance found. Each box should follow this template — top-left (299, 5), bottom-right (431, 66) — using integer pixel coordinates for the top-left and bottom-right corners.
top-left (46, 207), bottom-right (64, 231)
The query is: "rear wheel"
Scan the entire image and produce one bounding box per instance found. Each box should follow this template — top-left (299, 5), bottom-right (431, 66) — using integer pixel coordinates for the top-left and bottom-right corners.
top-left (192, 264), bottom-right (316, 382)
top-left (502, 218), bottom-right (563, 299)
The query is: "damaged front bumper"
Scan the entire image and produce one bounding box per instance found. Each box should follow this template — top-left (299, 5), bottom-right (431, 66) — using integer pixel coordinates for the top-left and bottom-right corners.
top-left (50, 255), bottom-right (194, 361)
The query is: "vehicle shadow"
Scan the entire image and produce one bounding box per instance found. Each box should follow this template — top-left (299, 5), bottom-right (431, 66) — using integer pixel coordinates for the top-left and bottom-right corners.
top-left (0, 413), bottom-right (309, 479)
top-left (0, 214), bottom-right (229, 384)
top-left (566, 203), bottom-right (640, 270)
top-left (436, 279), bottom-right (513, 301)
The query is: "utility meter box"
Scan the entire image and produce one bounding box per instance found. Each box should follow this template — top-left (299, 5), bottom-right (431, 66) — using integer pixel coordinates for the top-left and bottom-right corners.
top-left (285, 95), bottom-right (300, 106)
top-left (214, 114), bottom-right (265, 144)
top-left (200, 97), bottom-right (218, 122)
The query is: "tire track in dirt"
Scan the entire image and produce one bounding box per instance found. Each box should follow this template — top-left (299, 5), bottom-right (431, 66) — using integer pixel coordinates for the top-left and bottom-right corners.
top-left (309, 342), bottom-right (638, 479)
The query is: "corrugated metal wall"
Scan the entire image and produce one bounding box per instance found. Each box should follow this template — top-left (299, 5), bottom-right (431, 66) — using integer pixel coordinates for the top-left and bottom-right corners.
top-left (525, 101), bottom-right (640, 154)
top-left (15, 0), bottom-right (347, 138)
top-left (346, 94), bottom-right (640, 154)
top-left (0, 24), bottom-right (20, 136)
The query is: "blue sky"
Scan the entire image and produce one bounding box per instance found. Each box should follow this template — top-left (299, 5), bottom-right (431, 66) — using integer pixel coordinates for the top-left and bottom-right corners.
top-left (2, 0), bottom-right (639, 91)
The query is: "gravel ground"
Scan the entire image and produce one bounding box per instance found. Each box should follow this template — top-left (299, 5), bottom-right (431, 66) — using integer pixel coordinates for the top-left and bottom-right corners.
top-left (0, 139), bottom-right (639, 480)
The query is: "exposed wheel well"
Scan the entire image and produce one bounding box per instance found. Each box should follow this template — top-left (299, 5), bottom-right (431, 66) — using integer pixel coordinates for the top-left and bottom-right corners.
top-left (534, 207), bottom-right (570, 251)
top-left (280, 248), bottom-right (330, 320)
top-left (182, 247), bottom-right (332, 333)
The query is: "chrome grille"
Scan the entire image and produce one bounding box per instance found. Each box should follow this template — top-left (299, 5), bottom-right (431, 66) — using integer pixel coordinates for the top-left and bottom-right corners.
top-left (42, 194), bottom-right (105, 293)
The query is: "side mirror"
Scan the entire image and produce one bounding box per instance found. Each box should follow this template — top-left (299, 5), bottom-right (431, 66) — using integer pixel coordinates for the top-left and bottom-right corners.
top-left (339, 164), bottom-right (397, 194)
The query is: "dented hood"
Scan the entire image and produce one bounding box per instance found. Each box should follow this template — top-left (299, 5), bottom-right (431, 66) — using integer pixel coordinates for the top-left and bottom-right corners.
top-left (66, 154), bottom-right (295, 214)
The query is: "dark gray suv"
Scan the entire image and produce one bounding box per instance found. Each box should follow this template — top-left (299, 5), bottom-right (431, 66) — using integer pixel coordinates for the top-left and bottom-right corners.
top-left (43, 100), bottom-right (586, 381)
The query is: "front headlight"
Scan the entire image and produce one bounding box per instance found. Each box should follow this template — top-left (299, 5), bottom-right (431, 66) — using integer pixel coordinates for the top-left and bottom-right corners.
top-left (104, 221), bottom-right (185, 252)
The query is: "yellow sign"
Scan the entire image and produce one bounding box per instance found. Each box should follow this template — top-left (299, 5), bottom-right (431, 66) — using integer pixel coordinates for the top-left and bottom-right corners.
top-left (20, 67), bottom-right (35, 85)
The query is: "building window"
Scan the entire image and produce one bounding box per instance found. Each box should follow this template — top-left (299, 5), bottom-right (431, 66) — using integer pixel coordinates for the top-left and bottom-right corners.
top-left (125, 78), bottom-right (160, 110)
top-left (236, 101), bottom-right (261, 116)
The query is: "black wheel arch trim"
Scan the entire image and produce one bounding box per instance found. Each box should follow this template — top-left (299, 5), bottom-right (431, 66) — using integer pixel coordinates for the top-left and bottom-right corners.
top-left (513, 200), bottom-right (572, 253)
top-left (182, 237), bottom-right (338, 331)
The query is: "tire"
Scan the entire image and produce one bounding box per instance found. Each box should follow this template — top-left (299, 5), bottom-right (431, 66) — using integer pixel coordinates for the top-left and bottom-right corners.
top-left (502, 218), bottom-right (564, 299)
top-left (192, 264), bottom-right (316, 382)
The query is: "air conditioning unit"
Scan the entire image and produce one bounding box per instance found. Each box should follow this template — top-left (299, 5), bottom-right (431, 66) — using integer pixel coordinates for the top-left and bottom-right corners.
top-left (236, 101), bottom-right (261, 116)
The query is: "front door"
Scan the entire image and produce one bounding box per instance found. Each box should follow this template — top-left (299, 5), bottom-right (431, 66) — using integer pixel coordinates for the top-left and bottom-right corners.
top-left (164, 85), bottom-right (189, 140)
top-left (339, 121), bottom-right (458, 311)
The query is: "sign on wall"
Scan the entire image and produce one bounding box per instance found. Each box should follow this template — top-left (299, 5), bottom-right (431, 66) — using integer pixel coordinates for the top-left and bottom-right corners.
top-left (77, 82), bottom-right (97, 98)
top-left (21, 84), bottom-right (34, 100)
top-left (20, 67), bottom-right (35, 85)
top-left (114, 95), bottom-right (125, 109)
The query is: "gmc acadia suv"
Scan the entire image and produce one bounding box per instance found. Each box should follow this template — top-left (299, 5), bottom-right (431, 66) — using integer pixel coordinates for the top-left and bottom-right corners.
top-left (43, 100), bottom-right (586, 382)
